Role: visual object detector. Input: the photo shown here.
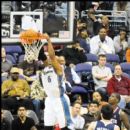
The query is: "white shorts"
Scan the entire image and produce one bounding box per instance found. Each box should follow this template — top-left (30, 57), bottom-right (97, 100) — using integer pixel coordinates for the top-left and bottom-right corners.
top-left (44, 94), bottom-right (72, 128)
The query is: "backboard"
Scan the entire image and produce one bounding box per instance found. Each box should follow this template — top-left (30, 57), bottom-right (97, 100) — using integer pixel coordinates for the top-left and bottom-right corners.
top-left (2, 2), bottom-right (75, 44)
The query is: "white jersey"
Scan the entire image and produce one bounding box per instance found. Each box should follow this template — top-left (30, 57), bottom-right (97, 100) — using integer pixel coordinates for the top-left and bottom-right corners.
top-left (41, 66), bottom-right (64, 98)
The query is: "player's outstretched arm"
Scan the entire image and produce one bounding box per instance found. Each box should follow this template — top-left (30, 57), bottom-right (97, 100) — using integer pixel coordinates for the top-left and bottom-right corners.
top-left (45, 33), bottom-right (63, 75)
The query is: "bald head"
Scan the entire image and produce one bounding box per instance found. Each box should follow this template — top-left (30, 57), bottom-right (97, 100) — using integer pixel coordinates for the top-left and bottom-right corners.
top-left (114, 64), bottom-right (122, 77)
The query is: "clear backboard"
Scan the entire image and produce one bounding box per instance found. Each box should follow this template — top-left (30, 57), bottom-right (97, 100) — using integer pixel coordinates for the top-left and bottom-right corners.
top-left (2, 2), bottom-right (75, 44)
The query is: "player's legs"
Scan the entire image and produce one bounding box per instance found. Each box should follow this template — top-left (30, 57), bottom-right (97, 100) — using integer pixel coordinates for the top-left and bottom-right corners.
top-left (55, 94), bottom-right (73, 129)
top-left (44, 97), bottom-right (56, 126)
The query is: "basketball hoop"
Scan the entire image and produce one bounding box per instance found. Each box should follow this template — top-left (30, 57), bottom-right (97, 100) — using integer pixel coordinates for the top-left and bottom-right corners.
top-left (19, 29), bottom-right (47, 61)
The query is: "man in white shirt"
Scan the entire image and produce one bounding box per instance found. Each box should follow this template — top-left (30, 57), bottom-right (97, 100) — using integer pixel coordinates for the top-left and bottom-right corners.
top-left (71, 101), bottom-right (85, 130)
top-left (90, 27), bottom-right (115, 55)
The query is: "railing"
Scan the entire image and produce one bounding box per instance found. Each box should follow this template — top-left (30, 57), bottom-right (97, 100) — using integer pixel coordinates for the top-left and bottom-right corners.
top-left (81, 10), bottom-right (127, 26)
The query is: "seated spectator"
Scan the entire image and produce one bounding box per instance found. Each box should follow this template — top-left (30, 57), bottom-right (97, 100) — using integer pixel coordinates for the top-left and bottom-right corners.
top-left (113, 26), bottom-right (128, 62)
top-left (58, 56), bottom-right (81, 86)
top-left (126, 45), bottom-right (130, 63)
top-left (76, 19), bottom-right (87, 36)
top-left (92, 91), bottom-right (108, 110)
top-left (108, 93), bottom-right (130, 130)
top-left (18, 51), bottom-right (40, 83)
top-left (70, 101), bottom-right (85, 130)
top-left (42, 2), bottom-right (66, 36)
top-left (30, 71), bottom-right (46, 119)
top-left (76, 27), bottom-right (90, 53)
top-left (94, 15), bottom-right (116, 38)
top-left (1, 47), bottom-right (13, 82)
top-left (107, 64), bottom-right (130, 109)
top-left (2, 67), bottom-right (34, 114)
top-left (71, 94), bottom-right (88, 115)
top-left (62, 40), bottom-right (87, 66)
top-left (12, 106), bottom-right (37, 130)
top-left (84, 7), bottom-right (97, 37)
top-left (82, 101), bottom-right (100, 129)
top-left (90, 27), bottom-right (115, 55)
top-left (92, 54), bottom-right (112, 100)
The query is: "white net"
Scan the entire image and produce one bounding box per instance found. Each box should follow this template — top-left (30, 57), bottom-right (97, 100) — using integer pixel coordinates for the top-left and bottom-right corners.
top-left (22, 40), bottom-right (46, 61)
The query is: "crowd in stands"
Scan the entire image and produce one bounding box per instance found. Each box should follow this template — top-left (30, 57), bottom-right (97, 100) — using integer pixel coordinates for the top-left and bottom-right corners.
top-left (1, 1), bottom-right (130, 130)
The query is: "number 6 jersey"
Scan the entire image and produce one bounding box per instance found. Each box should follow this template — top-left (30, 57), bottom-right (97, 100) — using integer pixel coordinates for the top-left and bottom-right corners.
top-left (41, 66), bottom-right (65, 98)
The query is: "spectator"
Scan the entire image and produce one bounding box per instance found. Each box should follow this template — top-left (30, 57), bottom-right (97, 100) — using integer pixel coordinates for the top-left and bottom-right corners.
top-left (18, 51), bottom-right (40, 83)
top-left (2, 67), bottom-right (34, 114)
top-left (107, 64), bottom-right (130, 109)
top-left (62, 40), bottom-right (87, 66)
top-left (71, 94), bottom-right (88, 115)
top-left (92, 91), bottom-right (108, 110)
top-left (108, 93), bottom-right (130, 130)
top-left (92, 54), bottom-right (112, 100)
top-left (88, 104), bottom-right (120, 130)
top-left (30, 71), bottom-right (46, 119)
top-left (85, 7), bottom-right (97, 37)
top-left (90, 27), bottom-right (115, 55)
top-left (76, 19), bottom-right (87, 36)
top-left (76, 28), bottom-right (90, 53)
top-left (82, 101), bottom-right (100, 129)
top-left (126, 45), bottom-right (130, 63)
top-left (41, 2), bottom-right (66, 37)
top-left (1, 47), bottom-right (13, 82)
top-left (12, 106), bottom-right (37, 130)
top-left (113, 26), bottom-right (128, 62)
top-left (58, 55), bottom-right (81, 86)
top-left (71, 101), bottom-right (85, 130)
top-left (94, 15), bottom-right (116, 38)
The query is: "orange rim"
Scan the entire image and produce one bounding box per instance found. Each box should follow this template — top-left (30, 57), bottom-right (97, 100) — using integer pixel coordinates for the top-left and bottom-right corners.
top-left (19, 29), bottom-right (47, 44)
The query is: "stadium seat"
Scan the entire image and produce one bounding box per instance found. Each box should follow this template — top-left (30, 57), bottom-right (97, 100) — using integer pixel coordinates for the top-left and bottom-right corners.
top-left (18, 54), bottom-right (25, 63)
top-left (75, 63), bottom-right (92, 73)
top-left (85, 53), bottom-right (98, 65)
top-left (71, 85), bottom-right (88, 94)
top-left (6, 54), bottom-right (16, 64)
top-left (105, 63), bottom-right (114, 72)
top-left (4, 45), bottom-right (23, 54)
top-left (4, 45), bottom-right (23, 63)
top-left (120, 62), bottom-right (130, 76)
top-left (71, 85), bottom-right (89, 103)
top-left (106, 54), bottom-right (120, 64)
top-left (75, 63), bottom-right (94, 101)
top-left (122, 72), bottom-right (130, 79)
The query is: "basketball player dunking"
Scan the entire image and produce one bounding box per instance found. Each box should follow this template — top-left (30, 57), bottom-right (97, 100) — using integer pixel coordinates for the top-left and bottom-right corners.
top-left (40, 34), bottom-right (74, 130)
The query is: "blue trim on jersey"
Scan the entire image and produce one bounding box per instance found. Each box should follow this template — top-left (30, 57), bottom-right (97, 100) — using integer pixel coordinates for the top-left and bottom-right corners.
top-left (58, 75), bottom-right (65, 96)
top-left (95, 121), bottom-right (115, 130)
top-left (60, 95), bottom-right (73, 126)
